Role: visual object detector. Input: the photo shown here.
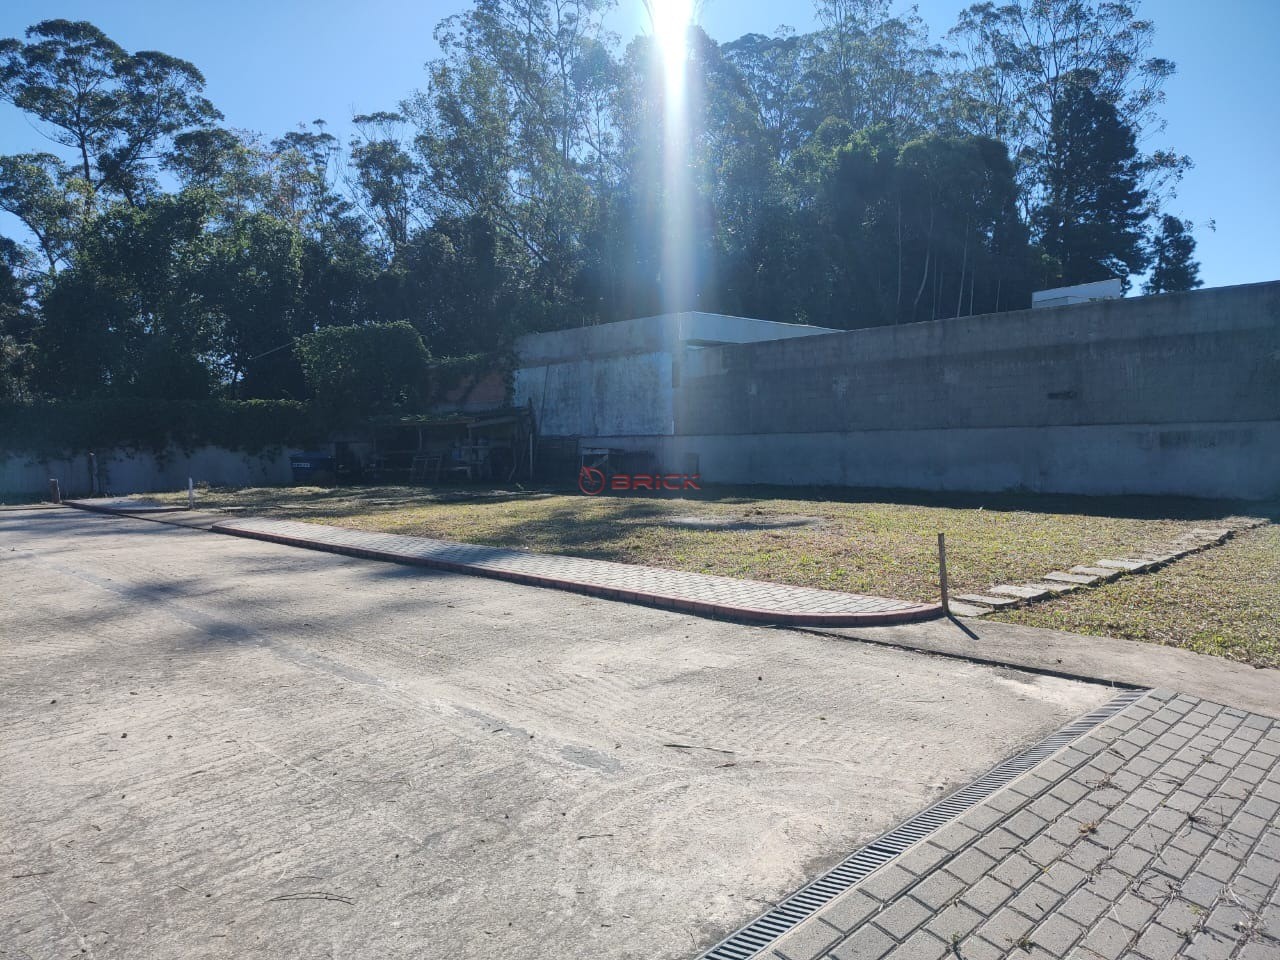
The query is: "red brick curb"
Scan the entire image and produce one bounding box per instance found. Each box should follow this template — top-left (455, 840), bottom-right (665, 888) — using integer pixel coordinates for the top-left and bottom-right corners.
top-left (211, 518), bottom-right (943, 628)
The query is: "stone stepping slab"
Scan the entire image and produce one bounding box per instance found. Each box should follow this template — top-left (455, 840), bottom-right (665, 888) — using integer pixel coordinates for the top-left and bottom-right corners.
top-left (1069, 565), bottom-right (1123, 581)
top-left (1026, 580), bottom-right (1081, 594)
top-left (958, 521), bottom-right (1258, 616)
top-left (1042, 571), bottom-right (1100, 586)
top-left (211, 517), bottom-right (942, 628)
top-left (954, 593), bottom-right (1021, 609)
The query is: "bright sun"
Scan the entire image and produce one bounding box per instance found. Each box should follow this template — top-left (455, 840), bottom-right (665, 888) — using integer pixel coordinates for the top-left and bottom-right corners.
top-left (646, 0), bottom-right (695, 83)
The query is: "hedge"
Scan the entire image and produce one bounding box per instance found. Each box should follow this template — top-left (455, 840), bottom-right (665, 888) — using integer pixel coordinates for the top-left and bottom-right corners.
top-left (0, 398), bottom-right (322, 458)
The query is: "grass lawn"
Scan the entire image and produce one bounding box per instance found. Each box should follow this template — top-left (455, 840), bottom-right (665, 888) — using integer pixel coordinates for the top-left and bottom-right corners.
top-left (993, 523), bottom-right (1280, 668)
top-left (142, 482), bottom-right (1277, 665)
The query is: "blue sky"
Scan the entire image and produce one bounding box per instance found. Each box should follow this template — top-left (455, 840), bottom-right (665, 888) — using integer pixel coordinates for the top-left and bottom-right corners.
top-left (2, 0), bottom-right (1276, 289)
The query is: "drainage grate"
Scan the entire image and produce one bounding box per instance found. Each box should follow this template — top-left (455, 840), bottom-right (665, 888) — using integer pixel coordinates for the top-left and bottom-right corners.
top-left (696, 688), bottom-right (1148, 960)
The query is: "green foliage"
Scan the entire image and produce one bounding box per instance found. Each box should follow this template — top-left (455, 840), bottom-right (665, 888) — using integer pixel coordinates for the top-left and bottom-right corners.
top-left (946, 0), bottom-right (1185, 208)
top-left (1145, 215), bottom-right (1202, 295)
top-left (34, 190), bottom-right (223, 399)
top-left (295, 322), bottom-right (431, 421)
top-left (1034, 74), bottom-right (1149, 287)
top-left (0, 19), bottom-right (221, 202)
top-left (0, 6), bottom-right (1196, 423)
top-left (0, 398), bottom-right (317, 457)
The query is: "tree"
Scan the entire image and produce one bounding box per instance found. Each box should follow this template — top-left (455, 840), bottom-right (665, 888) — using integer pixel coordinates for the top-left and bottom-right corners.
top-left (1144, 214), bottom-right (1201, 294)
top-left (295, 321), bottom-right (430, 420)
top-left (348, 111), bottom-right (422, 257)
top-left (164, 127), bottom-right (273, 218)
top-left (1034, 75), bottom-right (1148, 287)
top-left (35, 191), bottom-right (221, 399)
top-left (947, 1), bottom-right (1185, 215)
top-left (0, 236), bottom-right (36, 402)
top-left (202, 210), bottom-right (306, 398)
top-left (807, 0), bottom-right (943, 138)
top-left (0, 20), bottom-right (221, 205)
top-left (722, 31), bottom-right (808, 163)
top-left (0, 153), bottom-right (81, 272)
top-left (0, 4), bottom-right (1209, 414)
top-left (405, 0), bottom-right (617, 332)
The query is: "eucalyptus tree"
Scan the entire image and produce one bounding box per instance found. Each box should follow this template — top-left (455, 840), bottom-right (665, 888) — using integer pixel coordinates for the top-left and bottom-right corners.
top-left (405, 0), bottom-right (620, 332)
top-left (347, 111), bottom-right (422, 258)
top-left (0, 19), bottom-right (221, 206)
top-left (807, 0), bottom-right (945, 137)
top-left (946, 0), bottom-right (1185, 216)
top-left (0, 153), bottom-right (81, 273)
top-left (722, 30), bottom-right (809, 164)
top-left (164, 127), bottom-right (275, 220)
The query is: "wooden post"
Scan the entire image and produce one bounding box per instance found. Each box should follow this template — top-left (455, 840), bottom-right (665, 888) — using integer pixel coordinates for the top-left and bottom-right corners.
top-left (938, 532), bottom-right (950, 615)
top-left (48, 478), bottom-right (61, 504)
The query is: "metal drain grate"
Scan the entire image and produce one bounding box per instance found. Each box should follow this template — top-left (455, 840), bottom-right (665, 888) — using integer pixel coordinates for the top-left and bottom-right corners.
top-left (696, 687), bottom-right (1149, 960)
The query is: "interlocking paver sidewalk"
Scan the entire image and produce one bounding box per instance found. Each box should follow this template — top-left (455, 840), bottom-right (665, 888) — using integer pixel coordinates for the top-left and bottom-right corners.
top-left (209, 516), bottom-right (942, 626)
top-left (767, 689), bottom-right (1280, 960)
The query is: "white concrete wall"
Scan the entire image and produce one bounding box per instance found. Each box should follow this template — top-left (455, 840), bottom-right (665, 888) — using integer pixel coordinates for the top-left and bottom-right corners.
top-left (1, 445), bottom-right (294, 498)
top-left (516, 351), bottom-right (675, 437)
top-left (514, 311), bottom-right (838, 438)
top-left (519, 283), bottom-right (1280, 499)
top-left (515, 312), bottom-right (837, 367)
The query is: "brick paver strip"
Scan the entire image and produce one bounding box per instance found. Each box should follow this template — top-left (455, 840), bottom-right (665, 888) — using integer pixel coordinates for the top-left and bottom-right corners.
top-left (766, 689), bottom-right (1280, 960)
top-left (66, 497), bottom-right (188, 515)
top-left (210, 517), bottom-right (942, 627)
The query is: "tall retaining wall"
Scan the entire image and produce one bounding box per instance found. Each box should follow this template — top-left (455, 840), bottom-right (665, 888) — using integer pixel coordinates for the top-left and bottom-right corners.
top-left (597, 281), bottom-right (1280, 500)
top-left (1, 445), bottom-right (293, 499)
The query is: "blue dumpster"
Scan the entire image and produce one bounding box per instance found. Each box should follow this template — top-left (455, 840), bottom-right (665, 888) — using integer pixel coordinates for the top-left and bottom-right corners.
top-left (290, 452), bottom-right (336, 484)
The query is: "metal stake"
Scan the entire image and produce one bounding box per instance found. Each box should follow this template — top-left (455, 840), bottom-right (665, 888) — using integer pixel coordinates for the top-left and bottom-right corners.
top-left (938, 532), bottom-right (950, 615)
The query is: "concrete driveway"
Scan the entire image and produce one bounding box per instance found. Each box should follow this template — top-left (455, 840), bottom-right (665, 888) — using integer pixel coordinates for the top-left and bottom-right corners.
top-left (1, 509), bottom-right (1113, 959)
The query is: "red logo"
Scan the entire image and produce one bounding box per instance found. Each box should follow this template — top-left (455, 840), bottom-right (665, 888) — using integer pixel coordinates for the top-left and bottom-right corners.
top-left (578, 467), bottom-right (700, 496)
top-left (577, 465), bottom-right (607, 495)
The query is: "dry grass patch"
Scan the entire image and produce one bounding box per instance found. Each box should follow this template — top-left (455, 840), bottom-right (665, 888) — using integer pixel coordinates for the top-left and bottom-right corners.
top-left (995, 523), bottom-right (1280, 668)
top-left (150, 484), bottom-right (1259, 608)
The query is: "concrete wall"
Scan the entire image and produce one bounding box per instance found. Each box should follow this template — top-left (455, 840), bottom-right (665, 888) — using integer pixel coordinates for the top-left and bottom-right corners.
top-left (542, 282), bottom-right (1280, 500)
top-left (515, 312), bottom-right (838, 438)
top-left (518, 351), bottom-right (675, 437)
top-left (677, 282), bottom-right (1279, 436)
top-left (1, 445), bottom-right (293, 499)
top-left (582, 422), bottom-right (1280, 500)
top-left (516, 311), bottom-right (837, 366)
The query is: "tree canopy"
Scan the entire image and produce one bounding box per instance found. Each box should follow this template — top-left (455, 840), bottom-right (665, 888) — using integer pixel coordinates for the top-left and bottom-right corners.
top-left (0, 3), bottom-right (1198, 411)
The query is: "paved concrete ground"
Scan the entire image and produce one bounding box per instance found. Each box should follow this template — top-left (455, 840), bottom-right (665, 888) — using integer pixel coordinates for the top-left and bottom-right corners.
top-left (62, 500), bottom-right (942, 624)
top-left (818, 619), bottom-right (1280, 721)
top-left (0, 509), bottom-right (1109, 960)
top-left (768, 690), bottom-right (1280, 960)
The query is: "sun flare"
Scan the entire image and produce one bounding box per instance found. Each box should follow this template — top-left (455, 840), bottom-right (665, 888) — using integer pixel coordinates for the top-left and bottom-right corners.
top-left (645, 0), bottom-right (695, 85)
